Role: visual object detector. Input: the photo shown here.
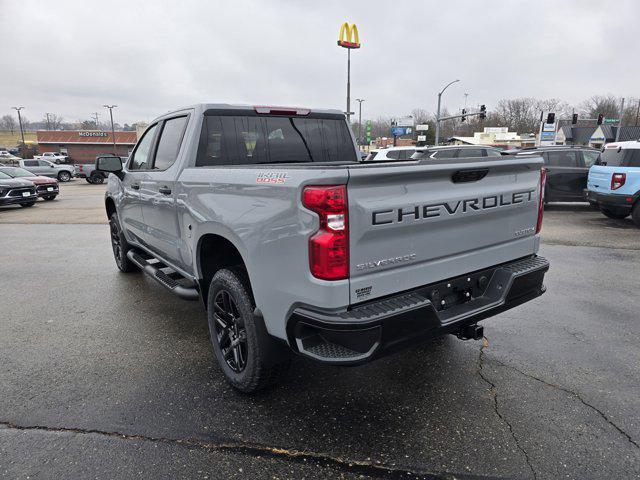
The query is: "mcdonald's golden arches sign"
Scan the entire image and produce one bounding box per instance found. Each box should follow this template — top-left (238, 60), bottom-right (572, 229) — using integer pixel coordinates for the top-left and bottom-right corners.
top-left (337, 22), bottom-right (360, 49)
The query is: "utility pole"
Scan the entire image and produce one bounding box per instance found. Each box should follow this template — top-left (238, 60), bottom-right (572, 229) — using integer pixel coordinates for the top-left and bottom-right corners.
top-left (635, 99), bottom-right (639, 127)
top-left (45, 112), bottom-right (52, 130)
top-left (92, 112), bottom-right (100, 129)
top-left (103, 105), bottom-right (118, 154)
top-left (355, 98), bottom-right (365, 145)
top-left (12, 107), bottom-right (25, 144)
top-left (615, 97), bottom-right (625, 142)
top-left (435, 79), bottom-right (460, 146)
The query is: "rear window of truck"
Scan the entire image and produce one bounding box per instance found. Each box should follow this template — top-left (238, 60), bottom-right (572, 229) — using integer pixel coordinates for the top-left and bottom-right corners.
top-left (196, 114), bottom-right (357, 166)
top-left (596, 148), bottom-right (640, 167)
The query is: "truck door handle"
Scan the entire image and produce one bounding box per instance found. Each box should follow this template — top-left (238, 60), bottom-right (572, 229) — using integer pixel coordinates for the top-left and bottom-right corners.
top-left (159, 186), bottom-right (172, 195)
top-left (131, 183), bottom-right (140, 190)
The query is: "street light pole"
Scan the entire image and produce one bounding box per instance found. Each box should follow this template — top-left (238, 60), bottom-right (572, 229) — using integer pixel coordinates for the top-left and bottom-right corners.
top-left (103, 105), bottom-right (118, 154)
top-left (435, 79), bottom-right (460, 146)
top-left (12, 107), bottom-right (25, 144)
top-left (356, 98), bottom-right (364, 144)
top-left (45, 113), bottom-right (51, 130)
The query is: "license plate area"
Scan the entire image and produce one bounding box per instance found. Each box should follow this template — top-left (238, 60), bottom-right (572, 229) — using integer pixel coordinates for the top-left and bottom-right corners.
top-left (22, 191), bottom-right (31, 197)
top-left (426, 268), bottom-right (495, 312)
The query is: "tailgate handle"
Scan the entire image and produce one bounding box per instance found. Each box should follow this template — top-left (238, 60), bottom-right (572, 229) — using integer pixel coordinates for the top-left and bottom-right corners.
top-left (452, 169), bottom-right (489, 183)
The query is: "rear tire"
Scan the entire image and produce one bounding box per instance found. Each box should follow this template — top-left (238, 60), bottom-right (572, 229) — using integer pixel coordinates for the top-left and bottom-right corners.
top-left (57, 171), bottom-right (71, 182)
top-left (600, 207), bottom-right (629, 220)
top-left (20, 202), bottom-right (36, 207)
top-left (43, 195), bottom-right (57, 201)
top-left (632, 202), bottom-right (640, 228)
top-left (109, 212), bottom-right (138, 273)
top-left (90, 174), bottom-right (105, 184)
top-left (207, 267), bottom-right (290, 393)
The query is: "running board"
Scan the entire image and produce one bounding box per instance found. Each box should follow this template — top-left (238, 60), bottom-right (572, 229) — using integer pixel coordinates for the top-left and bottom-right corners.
top-left (127, 250), bottom-right (199, 301)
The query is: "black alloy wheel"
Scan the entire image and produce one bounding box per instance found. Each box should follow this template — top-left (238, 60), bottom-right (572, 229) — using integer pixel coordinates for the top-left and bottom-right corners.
top-left (212, 289), bottom-right (247, 373)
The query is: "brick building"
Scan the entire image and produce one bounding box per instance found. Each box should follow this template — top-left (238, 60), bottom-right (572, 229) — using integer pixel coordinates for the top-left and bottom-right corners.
top-left (36, 130), bottom-right (138, 163)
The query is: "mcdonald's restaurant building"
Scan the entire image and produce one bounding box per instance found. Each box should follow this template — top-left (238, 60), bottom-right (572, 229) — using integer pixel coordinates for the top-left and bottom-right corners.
top-left (36, 130), bottom-right (138, 164)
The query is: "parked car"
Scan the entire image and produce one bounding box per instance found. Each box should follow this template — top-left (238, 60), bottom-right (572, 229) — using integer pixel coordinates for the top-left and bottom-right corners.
top-left (586, 141), bottom-right (640, 226)
top-left (0, 151), bottom-right (21, 162)
top-left (34, 152), bottom-right (69, 163)
top-left (412, 145), bottom-right (504, 160)
top-left (0, 166), bottom-right (59, 201)
top-left (364, 146), bottom-right (417, 161)
top-left (0, 170), bottom-right (38, 207)
top-left (516, 146), bottom-right (600, 204)
top-left (18, 159), bottom-right (74, 182)
top-left (75, 156), bottom-right (126, 184)
top-left (97, 103), bottom-right (549, 393)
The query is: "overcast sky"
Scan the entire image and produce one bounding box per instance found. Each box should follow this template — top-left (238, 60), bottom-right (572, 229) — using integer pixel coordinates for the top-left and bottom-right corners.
top-left (2, 0), bottom-right (639, 125)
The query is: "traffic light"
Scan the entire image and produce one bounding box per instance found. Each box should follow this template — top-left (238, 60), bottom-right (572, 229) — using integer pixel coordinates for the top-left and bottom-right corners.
top-left (461, 108), bottom-right (466, 122)
top-left (572, 113), bottom-right (578, 125)
top-left (546, 112), bottom-right (555, 124)
top-left (479, 105), bottom-right (486, 120)
top-left (597, 113), bottom-right (604, 125)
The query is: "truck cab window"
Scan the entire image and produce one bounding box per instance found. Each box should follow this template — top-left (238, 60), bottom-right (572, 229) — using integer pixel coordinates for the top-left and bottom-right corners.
top-left (129, 124), bottom-right (158, 170)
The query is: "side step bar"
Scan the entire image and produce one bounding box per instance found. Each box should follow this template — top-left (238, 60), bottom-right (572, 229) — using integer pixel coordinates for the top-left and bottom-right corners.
top-left (126, 250), bottom-right (199, 301)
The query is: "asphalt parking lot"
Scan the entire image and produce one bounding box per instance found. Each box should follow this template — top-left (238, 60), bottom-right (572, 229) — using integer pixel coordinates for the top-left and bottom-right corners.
top-left (1, 183), bottom-right (639, 479)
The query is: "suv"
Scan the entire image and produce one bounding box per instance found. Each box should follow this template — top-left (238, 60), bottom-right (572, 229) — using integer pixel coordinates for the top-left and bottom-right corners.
top-left (97, 104), bottom-right (549, 393)
top-left (412, 145), bottom-right (504, 160)
top-left (364, 146), bottom-right (416, 161)
top-left (587, 141), bottom-right (640, 226)
top-left (516, 146), bottom-right (600, 203)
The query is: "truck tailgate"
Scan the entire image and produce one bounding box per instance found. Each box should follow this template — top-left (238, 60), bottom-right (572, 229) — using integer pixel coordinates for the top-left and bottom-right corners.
top-left (347, 157), bottom-right (544, 304)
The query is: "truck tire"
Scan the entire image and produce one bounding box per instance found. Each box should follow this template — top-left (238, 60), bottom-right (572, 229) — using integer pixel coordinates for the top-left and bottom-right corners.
top-left (600, 207), bottom-right (629, 220)
top-left (109, 212), bottom-right (138, 273)
top-left (20, 202), bottom-right (36, 207)
top-left (207, 267), bottom-right (290, 393)
top-left (43, 195), bottom-right (57, 201)
top-left (632, 202), bottom-right (640, 228)
top-left (58, 171), bottom-right (71, 182)
top-left (90, 173), bottom-right (105, 184)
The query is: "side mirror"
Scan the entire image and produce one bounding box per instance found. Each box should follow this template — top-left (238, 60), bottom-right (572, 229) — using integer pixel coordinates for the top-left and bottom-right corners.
top-left (96, 156), bottom-right (123, 178)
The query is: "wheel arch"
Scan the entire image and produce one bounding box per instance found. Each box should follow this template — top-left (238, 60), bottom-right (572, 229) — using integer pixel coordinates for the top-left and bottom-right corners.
top-left (105, 196), bottom-right (116, 220)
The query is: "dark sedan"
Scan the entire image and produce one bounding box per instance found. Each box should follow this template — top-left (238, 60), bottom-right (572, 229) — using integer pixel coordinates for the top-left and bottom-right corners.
top-left (0, 166), bottom-right (59, 201)
top-left (0, 171), bottom-right (37, 207)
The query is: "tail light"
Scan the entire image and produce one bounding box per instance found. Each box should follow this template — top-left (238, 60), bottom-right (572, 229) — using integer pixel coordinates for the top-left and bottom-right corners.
top-left (611, 173), bottom-right (626, 190)
top-left (79, 165), bottom-right (84, 172)
top-left (302, 185), bottom-right (349, 280)
top-left (536, 168), bottom-right (546, 234)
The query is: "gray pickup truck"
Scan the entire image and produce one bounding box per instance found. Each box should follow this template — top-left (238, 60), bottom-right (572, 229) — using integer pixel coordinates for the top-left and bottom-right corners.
top-left (97, 104), bottom-right (549, 392)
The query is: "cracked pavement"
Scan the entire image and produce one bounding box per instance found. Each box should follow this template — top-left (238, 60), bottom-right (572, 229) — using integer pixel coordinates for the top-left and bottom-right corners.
top-left (1, 191), bottom-right (639, 479)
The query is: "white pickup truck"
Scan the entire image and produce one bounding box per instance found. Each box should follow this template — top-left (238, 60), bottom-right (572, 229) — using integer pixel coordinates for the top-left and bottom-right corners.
top-left (34, 152), bottom-right (69, 164)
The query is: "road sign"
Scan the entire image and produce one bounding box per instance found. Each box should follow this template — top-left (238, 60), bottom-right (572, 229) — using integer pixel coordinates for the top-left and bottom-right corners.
top-left (416, 124), bottom-right (429, 131)
top-left (542, 123), bottom-right (555, 132)
top-left (417, 135), bottom-right (427, 142)
top-left (540, 131), bottom-right (556, 141)
top-left (604, 118), bottom-right (620, 124)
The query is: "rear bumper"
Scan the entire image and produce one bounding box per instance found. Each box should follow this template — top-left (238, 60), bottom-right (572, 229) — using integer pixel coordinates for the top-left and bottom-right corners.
top-left (585, 189), bottom-right (637, 210)
top-left (288, 255), bottom-right (549, 365)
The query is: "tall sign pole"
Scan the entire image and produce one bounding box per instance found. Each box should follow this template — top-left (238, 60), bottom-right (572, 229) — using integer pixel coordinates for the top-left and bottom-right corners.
top-left (12, 107), bottom-right (25, 144)
top-left (337, 22), bottom-right (361, 123)
top-left (103, 105), bottom-right (118, 154)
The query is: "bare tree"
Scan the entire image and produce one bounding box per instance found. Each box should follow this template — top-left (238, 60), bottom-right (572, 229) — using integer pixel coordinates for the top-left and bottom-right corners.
top-left (43, 114), bottom-right (64, 130)
top-left (579, 95), bottom-right (620, 119)
top-left (1, 115), bottom-right (17, 134)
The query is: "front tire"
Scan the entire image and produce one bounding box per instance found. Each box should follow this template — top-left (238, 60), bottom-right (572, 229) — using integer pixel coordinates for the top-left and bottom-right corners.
top-left (20, 202), bottom-right (36, 207)
top-left (600, 207), bottom-right (629, 220)
top-left (90, 174), bottom-right (105, 184)
top-left (109, 212), bottom-right (138, 273)
top-left (58, 171), bottom-right (71, 182)
top-left (207, 267), bottom-right (290, 393)
top-left (43, 195), bottom-right (57, 201)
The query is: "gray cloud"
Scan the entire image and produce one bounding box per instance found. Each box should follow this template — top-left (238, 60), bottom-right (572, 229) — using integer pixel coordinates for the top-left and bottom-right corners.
top-left (2, 0), bottom-right (638, 124)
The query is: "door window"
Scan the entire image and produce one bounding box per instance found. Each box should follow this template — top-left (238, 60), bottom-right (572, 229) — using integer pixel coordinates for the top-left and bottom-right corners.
top-left (546, 150), bottom-right (579, 167)
top-left (129, 124), bottom-right (158, 170)
top-left (582, 150), bottom-right (599, 167)
top-left (23, 160), bottom-right (38, 167)
top-left (38, 160), bottom-right (51, 167)
top-left (153, 116), bottom-right (188, 170)
top-left (386, 150), bottom-right (401, 160)
top-left (433, 149), bottom-right (459, 158)
top-left (458, 148), bottom-right (484, 158)
top-left (486, 148), bottom-right (502, 157)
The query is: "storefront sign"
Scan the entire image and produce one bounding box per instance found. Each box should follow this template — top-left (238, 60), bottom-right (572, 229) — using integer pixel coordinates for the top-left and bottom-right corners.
top-left (78, 131), bottom-right (108, 137)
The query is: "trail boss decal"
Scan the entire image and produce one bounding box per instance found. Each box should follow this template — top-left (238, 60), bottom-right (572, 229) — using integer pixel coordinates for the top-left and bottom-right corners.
top-left (256, 172), bottom-right (289, 184)
top-left (371, 189), bottom-right (536, 225)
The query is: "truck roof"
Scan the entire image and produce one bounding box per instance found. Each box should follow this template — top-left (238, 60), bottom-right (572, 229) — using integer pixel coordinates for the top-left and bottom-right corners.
top-left (154, 103), bottom-right (345, 122)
